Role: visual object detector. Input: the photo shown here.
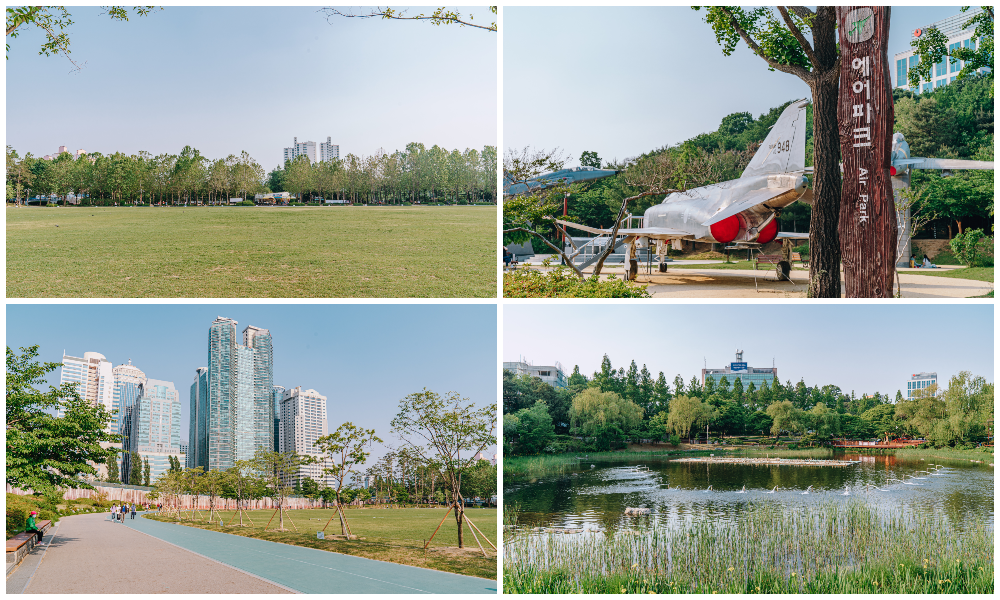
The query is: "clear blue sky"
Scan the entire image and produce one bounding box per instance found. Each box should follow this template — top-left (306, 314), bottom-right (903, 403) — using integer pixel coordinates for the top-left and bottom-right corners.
top-left (505, 6), bottom-right (968, 168)
top-left (7, 303), bottom-right (498, 460)
top-left (504, 304), bottom-right (993, 398)
top-left (6, 6), bottom-right (497, 172)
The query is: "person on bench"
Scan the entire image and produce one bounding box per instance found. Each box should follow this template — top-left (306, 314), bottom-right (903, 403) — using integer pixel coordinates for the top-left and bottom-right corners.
top-left (25, 511), bottom-right (44, 544)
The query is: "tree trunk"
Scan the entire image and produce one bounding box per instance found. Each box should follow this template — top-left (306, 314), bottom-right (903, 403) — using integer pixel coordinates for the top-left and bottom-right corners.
top-left (807, 7), bottom-right (844, 298)
top-left (453, 496), bottom-right (464, 548)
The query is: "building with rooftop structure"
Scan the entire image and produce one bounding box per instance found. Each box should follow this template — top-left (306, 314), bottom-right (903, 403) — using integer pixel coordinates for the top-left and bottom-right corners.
top-left (701, 350), bottom-right (777, 390)
top-left (906, 372), bottom-right (938, 399)
top-left (503, 359), bottom-right (568, 389)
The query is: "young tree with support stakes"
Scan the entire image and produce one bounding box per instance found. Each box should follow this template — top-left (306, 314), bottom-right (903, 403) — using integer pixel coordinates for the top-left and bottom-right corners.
top-left (313, 422), bottom-right (382, 537)
top-left (694, 6), bottom-right (843, 298)
top-left (253, 449), bottom-right (307, 532)
top-left (223, 460), bottom-right (258, 527)
top-left (197, 469), bottom-right (227, 523)
top-left (390, 389), bottom-right (496, 553)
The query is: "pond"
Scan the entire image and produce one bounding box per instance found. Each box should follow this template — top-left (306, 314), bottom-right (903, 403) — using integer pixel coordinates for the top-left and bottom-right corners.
top-left (505, 452), bottom-right (994, 534)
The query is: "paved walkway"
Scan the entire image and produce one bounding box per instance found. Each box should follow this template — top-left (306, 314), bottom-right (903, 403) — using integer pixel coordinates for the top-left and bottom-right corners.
top-left (10, 513), bottom-right (288, 594)
top-left (10, 512), bottom-right (495, 594)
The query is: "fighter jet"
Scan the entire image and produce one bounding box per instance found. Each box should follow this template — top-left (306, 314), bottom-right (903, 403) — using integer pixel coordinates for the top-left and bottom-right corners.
top-left (503, 165), bottom-right (620, 197)
top-left (889, 132), bottom-right (994, 177)
top-left (556, 100), bottom-right (813, 267)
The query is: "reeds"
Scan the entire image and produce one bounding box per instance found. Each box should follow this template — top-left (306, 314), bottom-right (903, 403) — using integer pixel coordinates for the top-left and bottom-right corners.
top-left (503, 500), bottom-right (993, 593)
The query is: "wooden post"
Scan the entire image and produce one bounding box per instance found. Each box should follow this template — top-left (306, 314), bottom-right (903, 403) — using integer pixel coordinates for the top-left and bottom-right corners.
top-left (423, 503), bottom-right (455, 550)
top-left (463, 514), bottom-right (497, 551)
top-left (837, 6), bottom-right (897, 297)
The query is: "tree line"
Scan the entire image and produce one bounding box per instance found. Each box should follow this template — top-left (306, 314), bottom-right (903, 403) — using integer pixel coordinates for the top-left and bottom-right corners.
top-left (503, 354), bottom-right (993, 455)
top-left (6, 142), bottom-right (497, 206)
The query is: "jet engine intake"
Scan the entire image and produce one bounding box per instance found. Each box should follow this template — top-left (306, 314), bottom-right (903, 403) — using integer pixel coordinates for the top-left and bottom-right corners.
top-left (710, 214), bottom-right (746, 244)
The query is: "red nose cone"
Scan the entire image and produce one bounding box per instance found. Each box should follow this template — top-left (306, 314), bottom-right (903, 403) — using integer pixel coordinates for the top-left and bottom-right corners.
top-left (890, 166), bottom-right (897, 176)
top-left (710, 215), bottom-right (740, 243)
top-left (757, 219), bottom-right (778, 244)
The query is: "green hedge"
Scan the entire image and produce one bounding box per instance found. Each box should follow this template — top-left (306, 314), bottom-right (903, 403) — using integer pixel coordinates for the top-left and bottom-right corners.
top-left (6, 494), bottom-right (59, 538)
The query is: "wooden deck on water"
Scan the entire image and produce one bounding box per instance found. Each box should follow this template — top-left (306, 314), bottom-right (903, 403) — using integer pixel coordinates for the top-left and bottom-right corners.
top-left (830, 441), bottom-right (923, 449)
top-left (671, 457), bottom-right (860, 467)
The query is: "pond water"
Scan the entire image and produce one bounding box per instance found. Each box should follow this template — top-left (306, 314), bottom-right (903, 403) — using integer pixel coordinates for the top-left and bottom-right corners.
top-left (506, 453), bottom-right (994, 534)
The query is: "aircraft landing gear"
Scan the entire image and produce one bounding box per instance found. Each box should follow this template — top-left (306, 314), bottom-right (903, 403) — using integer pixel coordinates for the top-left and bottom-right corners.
top-left (628, 259), bottom-right (639, 281)
top-left (776, 260), bottom-right (791, 281)
top-left (658, 261), bottom-right (668, 273)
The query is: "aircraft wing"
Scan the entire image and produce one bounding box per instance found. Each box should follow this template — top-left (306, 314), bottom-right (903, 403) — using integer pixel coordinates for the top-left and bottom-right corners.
top-left (908, 157), bottom-right (994, 170)
top-left (554, 219), bottom-right (694, 240)
top-left (776, 231), bottom-right (810, 240)
top-left (701, 186), bottom-right (800, 227)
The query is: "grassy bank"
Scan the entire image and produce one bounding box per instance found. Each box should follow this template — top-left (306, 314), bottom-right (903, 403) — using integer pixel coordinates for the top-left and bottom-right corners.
top-left (906, 266), bottom-right (993, 283)
top-left (504, 500), bottom-right (993, 593)
top-left (891, 446), bottom-right (993, 464)
top-left (7, 206), bottom-right (496, 297)
top-left (144, 507), bottom-right (496, 580)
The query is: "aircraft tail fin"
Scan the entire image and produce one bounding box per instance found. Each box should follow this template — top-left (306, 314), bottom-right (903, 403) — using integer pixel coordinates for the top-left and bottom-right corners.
top-left (741, 99), bottom-right (809, 178)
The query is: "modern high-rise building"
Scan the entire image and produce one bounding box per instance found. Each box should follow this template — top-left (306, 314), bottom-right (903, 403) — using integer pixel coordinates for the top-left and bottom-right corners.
top-left (283, 137), bottom-right (317, 164)
top-left (129, 378), bottom-right (183, 483)
top-left (502, 360), bottom-right (569, 388)
top-left (702, 350), bottom-right (777, 390)
top-left (199, 317), bottom-right (274, 472)
top-left (906, 372), bottom-right (938, 399)
top-left (189, 367), bottom-right (209, 472)
top-left (59, 351), bottom-right (114, 422)
top-left (272, 385), bottom-right (286, 452)
top-left (113, 359), bottom-right (146, 482)
top-left (278, 386), bottom-right (334, 488)
top-left (319, 137), bottom-right (340, 162)
top-left (893, 8), bottom-right (990, 93)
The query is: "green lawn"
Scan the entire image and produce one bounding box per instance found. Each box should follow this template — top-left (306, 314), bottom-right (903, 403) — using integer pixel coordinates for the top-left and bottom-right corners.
top-left (906, 266), bottom-right (994, 283)
top-left (146, 506), bottom-right (496, 579)
top-left (7, 206), bottom-right (496, 297)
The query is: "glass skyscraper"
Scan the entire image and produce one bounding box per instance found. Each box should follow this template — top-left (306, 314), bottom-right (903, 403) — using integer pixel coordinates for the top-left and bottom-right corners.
top-left (113, 360), bottom-right (146, 483)
top-left (129, 378), bottom-right (182, 483)
top-left (189, 367), bottom-right (209, 471)
top-left (201, 317), bottom-right (274, 472)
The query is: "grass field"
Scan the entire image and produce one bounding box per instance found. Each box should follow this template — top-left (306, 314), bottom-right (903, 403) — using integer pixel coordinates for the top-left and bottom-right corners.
top-left (904, 266), bottom-right (993, 283)
top-left (145, 506), bottom-right (497, 580)
top-left (7, 206), bottom-right (496, 297)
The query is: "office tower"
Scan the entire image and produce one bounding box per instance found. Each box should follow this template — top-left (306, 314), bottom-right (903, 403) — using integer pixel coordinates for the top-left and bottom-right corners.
top-left (907, 372), bottom-right (939, 399)
top-left (278, 386), bottom-right (333, 487)
top-left (272, 385), bottom-right (286, 452)
top-left (202, 317), bottom-right (274, 472)
top-left (129, 378), bottom-right (183, 483)
top-left (189, 367), bottom-right (208, 471)
top-left (113, 359), bottom-right (146, 482)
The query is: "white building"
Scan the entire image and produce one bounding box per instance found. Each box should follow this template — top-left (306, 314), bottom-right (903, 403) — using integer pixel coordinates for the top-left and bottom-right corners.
top-left (503, 360), bottom-right (568, 389)
top-left (60, 351), bottom-right (115, 422)
top-left (907, 372), bottom-right (938, 399)
top-left (894, 8), bottom-right (990, 93)
top-left (283, 137), bottom-right (317, 164)
top-left (130, 378), bottom-right (184, 483)
top-left (320, 137), bottom-right (340, 162)
top-left (278, 386), bottom-right (334, 488)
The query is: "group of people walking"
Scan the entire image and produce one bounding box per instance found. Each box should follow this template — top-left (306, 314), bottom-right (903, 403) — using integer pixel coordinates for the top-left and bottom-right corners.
top-left (108, 503), bottom-right (138, 522)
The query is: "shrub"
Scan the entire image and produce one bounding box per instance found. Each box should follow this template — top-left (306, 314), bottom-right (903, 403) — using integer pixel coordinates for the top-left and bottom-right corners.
top-left (504, 265), bottom-right (650, 298)
top-left (6, 494), bottom-right (59, 537)
top-left (950, 229), bottom-right (993, 267)
top-left (792, 242), bottom-right (809, 257)
top-left (668, 434), bottom-right (681, 447)
top-left (402, 202), bottom-right (412, 206)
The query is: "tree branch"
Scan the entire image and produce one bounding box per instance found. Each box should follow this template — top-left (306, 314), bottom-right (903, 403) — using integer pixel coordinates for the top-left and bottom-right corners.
top-left (778, 6), bottom-right (818, 69)
top-left (321, 7), bottom-right (496, 32)
top-left (719, 7), bottom-right (814, 82)
top-left (501, 227), bottom-right (585, 278)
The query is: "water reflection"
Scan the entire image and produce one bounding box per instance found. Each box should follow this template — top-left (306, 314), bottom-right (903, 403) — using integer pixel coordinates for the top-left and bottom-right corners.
top-left (507, 453), bottom-right (994, 534)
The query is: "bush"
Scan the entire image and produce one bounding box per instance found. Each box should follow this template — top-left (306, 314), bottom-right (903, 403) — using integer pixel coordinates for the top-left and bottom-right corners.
top-left (668, 434), bottom-right (681, 447)
top-left (504, 265), bottom-right (650, 298)
top-left (402, 202), bottom-right (412, 206)
top-left (950, 229), bottom-right (993, 267)
top-left (793, 242), bottom-right (809, 257)
top-left (6, 494), bottom-right (59, 537)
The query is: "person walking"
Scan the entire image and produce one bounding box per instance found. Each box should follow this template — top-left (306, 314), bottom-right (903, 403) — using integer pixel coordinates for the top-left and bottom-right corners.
top-left (25, 511), bottom-right (44, 544)
top-left (131, 503), bottom-right (137, 520)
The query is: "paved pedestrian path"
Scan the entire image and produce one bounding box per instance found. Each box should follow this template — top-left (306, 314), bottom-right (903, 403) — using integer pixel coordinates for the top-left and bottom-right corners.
top-left (124, 513), bottom-right (496, 594)
top-left (10, 513), bottom-right (288, 594)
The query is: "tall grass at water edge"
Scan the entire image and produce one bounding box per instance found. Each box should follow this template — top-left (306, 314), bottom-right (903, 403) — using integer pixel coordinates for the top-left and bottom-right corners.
top-left (504, 500), bottom-right (993, 593)
top-left (504, 448), bottom-right (835, 479)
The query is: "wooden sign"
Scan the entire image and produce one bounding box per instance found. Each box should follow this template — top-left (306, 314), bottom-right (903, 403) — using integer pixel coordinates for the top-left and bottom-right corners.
top-left (836, 7), bottom-right (897, 297)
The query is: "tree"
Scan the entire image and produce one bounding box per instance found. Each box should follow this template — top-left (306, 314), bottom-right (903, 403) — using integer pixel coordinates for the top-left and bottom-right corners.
top-left (196, 469), bottom-right (227, 522)
top-left (254, 449), bottom-right (308, 531)
top-left (6, 6), bottom-right (159, 69)
top-left (766, 400), bottom-right (804, 438)
top-left (143, 458), bottom-right (150, 486)
top-left (908, 7), bottom-right (993, 88)
top-left (941, 371), bottom-right (993, 444)
top-left (507, 401), bottom-right (555, 456)
top-left (666, 395), bottom-right (714, 443)
top-left (129, 451), bottom-right (142, 484)
top-left (222, 460), bottom-right (259, 526)
top-left (321, 6), bottom-right (497, 32)
top-left (695, 6), bottom-right (842, 298)
top-left (580, 150), bottom-right (602, 168)
top-left (7, 345), bottom-right (119, 494)
top-left (806, 402), bottom-right (840, 440)
top-left (390, 389), bottom-right (496, 549)
top-left (107, 454), bottom-right (120, 483)
top-left (861, 403), bottom-right (901, 441)
top-left (313, 422), bottom-right (382, 536)
top-left (570, 388), bottom-right (644, 450)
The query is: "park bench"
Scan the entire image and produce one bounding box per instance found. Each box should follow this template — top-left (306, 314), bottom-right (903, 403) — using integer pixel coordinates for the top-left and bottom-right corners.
top-left (6, 520), bottom-right (52, 569)
top-left (754, 252), bottom-right (805, 270)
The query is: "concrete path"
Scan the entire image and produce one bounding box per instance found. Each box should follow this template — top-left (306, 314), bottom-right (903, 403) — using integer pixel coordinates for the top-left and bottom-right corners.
top-left (10, 513), bottom-right (288, 594)
top-left (12, 512), bottom-right (496, 594)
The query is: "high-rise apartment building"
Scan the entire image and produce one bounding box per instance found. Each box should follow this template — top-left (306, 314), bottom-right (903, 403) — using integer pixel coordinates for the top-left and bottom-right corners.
top-left (199, 317), bottom-right (274, 472)
top-left (59, 351), bottom-right (114, 422)
top-left (906, 372), bottom-right (938, 399)
top-left (129, 378), bottom-right (183, 483)
top-left (272, 385), bottom-right (286, 452)
top-left (283, 137), bottom-right (317, 164)
top-left (189, 367), bottom-right (209, 472)
top-left (113, 359), bottom-right (146, 482)
top-left (278, 386), bottom-right (333, 487)
top-left (320, 137), bottom-right (340, 162)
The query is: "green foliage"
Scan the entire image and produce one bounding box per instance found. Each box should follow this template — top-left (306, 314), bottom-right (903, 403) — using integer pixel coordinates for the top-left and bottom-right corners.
top-left (6, 345), bottom-right (118, 495)
top-left (569, 389), bottom-right (644, 451)
top-left (950, 229), bottom-right (992, 266)
top-left (579, 150), bottom-right (602, 168)
top-left (6, 493), bottom-right (59, 537)
top-left (504, 266), bottom-right (650, 298)
top-left (908, 7), bottom-right (993, 88)
top-left (505, 401), bottom-right (556, 456)
top-left (106, 455), bottom-right (120, 483)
